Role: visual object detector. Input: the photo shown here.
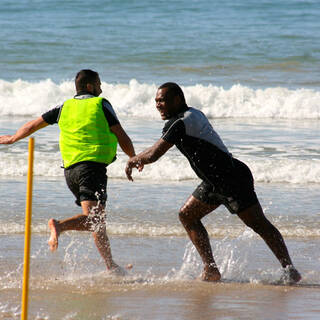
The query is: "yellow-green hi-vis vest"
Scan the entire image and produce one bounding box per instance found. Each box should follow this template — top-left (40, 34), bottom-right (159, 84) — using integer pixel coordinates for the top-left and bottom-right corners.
top-left (58, 97), bottom-right (118, 169)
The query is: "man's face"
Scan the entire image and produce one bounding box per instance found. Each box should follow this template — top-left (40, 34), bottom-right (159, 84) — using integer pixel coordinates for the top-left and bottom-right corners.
top-left (155, 88), bottom-right (178, 120)
top-left (92, 77), bottom-right (102, 96)
top-left (87, 76), bottom-right (102, 96)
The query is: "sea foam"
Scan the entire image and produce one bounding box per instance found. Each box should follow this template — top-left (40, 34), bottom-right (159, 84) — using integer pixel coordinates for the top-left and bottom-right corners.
top-left (1, 220), bottom-right (320, 239)
top-left (0, 152), bottom-right (319, 184)
top-left (0, 79), bottom-right (320, 119)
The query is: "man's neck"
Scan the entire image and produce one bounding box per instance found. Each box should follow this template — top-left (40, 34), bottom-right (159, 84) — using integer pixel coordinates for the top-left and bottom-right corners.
top-left (75, 91), bottom-right (94, 96)
top-left (178, 103), bottom-right (189, 114)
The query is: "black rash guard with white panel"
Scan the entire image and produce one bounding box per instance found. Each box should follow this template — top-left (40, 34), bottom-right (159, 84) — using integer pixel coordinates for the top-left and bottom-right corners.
top-left (161, 106), bottom-right (258, 214)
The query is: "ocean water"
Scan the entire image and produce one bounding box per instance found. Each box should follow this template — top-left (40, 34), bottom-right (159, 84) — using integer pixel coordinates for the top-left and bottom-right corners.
top-left (1, 0), bottom-right (320, 88)
top-left (1, 0), bottom-right (320, 319)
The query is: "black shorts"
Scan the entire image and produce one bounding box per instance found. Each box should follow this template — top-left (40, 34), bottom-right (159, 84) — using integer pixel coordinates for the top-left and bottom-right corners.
top-left (64, 161), bottom-right (108, 207)
top-left (192, 159), bottom-right (258, 214)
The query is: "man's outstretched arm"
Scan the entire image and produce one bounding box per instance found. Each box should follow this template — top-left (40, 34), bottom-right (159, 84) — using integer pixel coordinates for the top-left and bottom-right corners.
top-left (125, 138), bottom-right (173, 181)
top-left (110, 124), bottom-right (136, 158)
top-left (0, 116), bottom-right (48, 144)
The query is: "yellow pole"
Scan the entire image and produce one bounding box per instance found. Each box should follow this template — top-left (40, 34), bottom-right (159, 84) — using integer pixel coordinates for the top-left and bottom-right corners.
top-left (21, 137), bottom-right (34, 320)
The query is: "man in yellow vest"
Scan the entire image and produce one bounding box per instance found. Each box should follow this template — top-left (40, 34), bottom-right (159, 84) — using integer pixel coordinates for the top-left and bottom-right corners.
top-left (0, 69), bottom-right (137, 274)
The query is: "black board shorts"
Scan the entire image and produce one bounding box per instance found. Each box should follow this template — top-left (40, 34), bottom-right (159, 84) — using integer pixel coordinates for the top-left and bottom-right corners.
top-left (64, 161), bottom-right (107, 207)
top-left (192, 159), bottom-right (258, 214)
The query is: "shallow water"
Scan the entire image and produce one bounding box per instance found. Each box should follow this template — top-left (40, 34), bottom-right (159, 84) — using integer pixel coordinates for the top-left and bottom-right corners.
top-left (1, 178), bottom-right (320, 319)
top-left (1, 234), bottom-right (320, 319)
top-left (1, 117), bottom-right (320, 319)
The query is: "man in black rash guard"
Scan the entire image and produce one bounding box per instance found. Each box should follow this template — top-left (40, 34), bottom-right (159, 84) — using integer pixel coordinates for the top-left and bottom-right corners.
top-left (126, 82), bottom-right (301, 284)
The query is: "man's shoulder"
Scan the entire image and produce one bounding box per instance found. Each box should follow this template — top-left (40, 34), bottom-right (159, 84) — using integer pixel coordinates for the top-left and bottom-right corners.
top-left (183, 106), bottom-right (209, 125)
top-left (163, 116), bottom-right (180, 131)
top-left (101, 98), bottom-right (113, 107)
top-left (42, 105), bottom-right (63, 124)
top-left (183, 106), bottom-right (203, 117)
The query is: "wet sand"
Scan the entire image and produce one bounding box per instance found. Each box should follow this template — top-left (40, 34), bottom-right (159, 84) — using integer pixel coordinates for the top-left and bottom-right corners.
top-left (1, 279), bottom-right (320, 319)
top-left (1, 234), bottom-right (319, 319)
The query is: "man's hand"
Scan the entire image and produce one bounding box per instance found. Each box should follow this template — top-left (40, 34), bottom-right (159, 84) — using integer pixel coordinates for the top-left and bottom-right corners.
top-left (0, 135), bottom-right (14, 144)
top-left (125, 139), bottom-right (172, 181)
top-left (125, 157), bottom-right (144, 181)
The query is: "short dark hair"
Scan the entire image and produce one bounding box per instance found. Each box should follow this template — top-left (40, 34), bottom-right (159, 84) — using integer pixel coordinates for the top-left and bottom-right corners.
top-left (75, 69), bottom-right (99, 92)
top-left (158, 82), bottom-right (186, 104)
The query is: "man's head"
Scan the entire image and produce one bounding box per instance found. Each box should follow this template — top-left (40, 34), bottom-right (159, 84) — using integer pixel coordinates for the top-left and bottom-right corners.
top-left (155, 82), bottom-right (186, 120)
top-left (75, 69), bottom-right (102, 96)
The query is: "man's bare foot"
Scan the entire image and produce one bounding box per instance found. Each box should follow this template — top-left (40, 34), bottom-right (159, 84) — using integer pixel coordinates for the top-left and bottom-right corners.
top-left (48, 219), bottom-right (60, 252)
top-left (107, 262), bottom-right (133, 276)
top-left (281, 266), bottom-right (302, 284)
top-left (108, 264), bottom-right (127, 276)
top-left (201, 263), bottom-right (221, 282)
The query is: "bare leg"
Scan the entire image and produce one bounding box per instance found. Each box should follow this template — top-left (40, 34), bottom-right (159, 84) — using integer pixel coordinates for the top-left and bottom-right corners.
top-left (92, 226), bottom-right (121, 271)
top-left (48, 200), bottom-right (122, 272)
top-left (48, 218), bottom-right (59, 251)
top-left (237, 202), bottom-right (301, 283)
top-left (81, 200), bottom-right (123, 272)
top-left (48, 213), bottom-right (91, 251)
top-left (179, 196), bottom-right (221, 282)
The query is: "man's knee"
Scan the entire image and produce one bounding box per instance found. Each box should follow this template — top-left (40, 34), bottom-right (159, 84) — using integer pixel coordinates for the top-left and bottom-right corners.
top-left (179, 210), bottom-right (185, 222)
top-left (179, 210), bottom-right (198, 226)
top-left (179, 210), bottom-right (189, 225)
